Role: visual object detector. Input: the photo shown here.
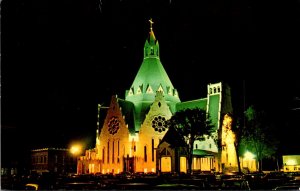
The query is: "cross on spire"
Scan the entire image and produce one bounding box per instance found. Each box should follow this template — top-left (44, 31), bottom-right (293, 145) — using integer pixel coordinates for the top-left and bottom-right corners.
top-left (149, 18), bottom-right (154, 31)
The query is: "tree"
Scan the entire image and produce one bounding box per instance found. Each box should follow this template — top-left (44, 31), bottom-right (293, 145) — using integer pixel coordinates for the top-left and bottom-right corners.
top-left (229, 113), bottom-right (242, 174)
top-left (241, 105), bottom-right (279, 172)
top-left (167, 108), bottom-right (214, 174)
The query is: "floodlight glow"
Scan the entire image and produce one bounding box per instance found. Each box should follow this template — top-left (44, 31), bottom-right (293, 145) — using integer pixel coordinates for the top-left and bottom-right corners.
top-left (70, 144), bottom-right (82, 155)
top-left (244, 151), bottom-right (255, 160)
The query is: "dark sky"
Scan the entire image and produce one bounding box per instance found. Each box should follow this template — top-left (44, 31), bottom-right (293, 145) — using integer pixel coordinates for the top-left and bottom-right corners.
top-left (2, 0), bottom-right (300, 166)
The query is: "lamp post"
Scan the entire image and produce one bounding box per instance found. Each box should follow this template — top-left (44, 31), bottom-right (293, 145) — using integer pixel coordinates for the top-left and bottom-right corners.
top-left (69, 144), bottom-right (83, 174)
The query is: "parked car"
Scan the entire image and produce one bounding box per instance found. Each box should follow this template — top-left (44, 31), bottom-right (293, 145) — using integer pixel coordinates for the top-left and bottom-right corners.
top-left (273, 185), bottom-right (300, 190)
top-left (25, 183), bottom-right (39, 190)
top-left (262, 172), bottom-right (290, 189)
top-left (58, 181), bottom-right (101, 190)
top-left (220, 178), bottom-right (251, 190)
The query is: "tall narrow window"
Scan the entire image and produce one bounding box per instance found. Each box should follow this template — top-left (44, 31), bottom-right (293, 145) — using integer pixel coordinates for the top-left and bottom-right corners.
top-left (144, 146), bottom-right (147, 162)
top-left (107, 141), bottom-right (110, 164)
top-left (152, 139), bottom-right (154, 162)
top-left (118, 141), bottom-right (120, 156)
top-left (112, 141), bottom-right (115, 163)
top-left (102, 148), bottom-right (105, 163)
top-left (118, 140), bottom-right (120, 163)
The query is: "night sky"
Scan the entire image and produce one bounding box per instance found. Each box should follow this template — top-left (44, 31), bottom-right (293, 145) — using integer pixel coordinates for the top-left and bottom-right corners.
top-left (2, 0), bottom-right (300, 167)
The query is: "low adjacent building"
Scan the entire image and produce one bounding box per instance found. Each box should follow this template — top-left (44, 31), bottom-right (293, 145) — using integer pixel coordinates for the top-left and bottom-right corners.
top-left (31, 148), bottom-right (77, 175)
top-left (283, 155), bottom-right (300, 172)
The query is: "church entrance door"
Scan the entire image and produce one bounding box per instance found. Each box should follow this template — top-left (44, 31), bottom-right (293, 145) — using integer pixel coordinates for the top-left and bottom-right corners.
top-left (123, 155), bottom-right (135, 173)
top-left (161, 157), bottom-right (171, 172)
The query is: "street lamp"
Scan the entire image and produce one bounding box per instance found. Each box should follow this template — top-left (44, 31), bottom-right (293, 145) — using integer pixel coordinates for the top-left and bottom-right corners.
top-left (70, 144), bottom-right (82, 156)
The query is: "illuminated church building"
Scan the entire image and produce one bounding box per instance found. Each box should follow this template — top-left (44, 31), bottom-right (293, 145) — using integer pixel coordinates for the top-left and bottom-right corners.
top-left (77, 20), bottom-right (253, 174)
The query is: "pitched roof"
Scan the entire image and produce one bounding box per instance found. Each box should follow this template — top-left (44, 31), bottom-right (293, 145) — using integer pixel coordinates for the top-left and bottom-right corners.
top-left (117, 98), bottom-right (136, 135)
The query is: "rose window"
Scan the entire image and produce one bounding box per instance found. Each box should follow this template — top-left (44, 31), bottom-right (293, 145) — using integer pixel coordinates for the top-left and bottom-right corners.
top-left (108, 116), bottom-right (120, 135)
top-left (152, 115), bottom-right (167, 133)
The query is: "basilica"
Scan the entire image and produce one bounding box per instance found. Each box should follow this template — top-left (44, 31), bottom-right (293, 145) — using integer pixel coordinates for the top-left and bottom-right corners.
top-left (77, 19), bottom-right (256, 174)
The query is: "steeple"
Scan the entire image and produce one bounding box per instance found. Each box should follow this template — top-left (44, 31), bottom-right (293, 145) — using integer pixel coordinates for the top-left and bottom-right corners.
top-left (148, 18), bottom-right (156, 43)
top-left (126, 19), bottom-right (180, 114)
top-left (144, 18), bottom-right (159, 58)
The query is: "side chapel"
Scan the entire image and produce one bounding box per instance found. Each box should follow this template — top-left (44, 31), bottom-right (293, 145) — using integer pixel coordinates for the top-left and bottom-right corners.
top-left (77, 19), bottom-right (252, 175)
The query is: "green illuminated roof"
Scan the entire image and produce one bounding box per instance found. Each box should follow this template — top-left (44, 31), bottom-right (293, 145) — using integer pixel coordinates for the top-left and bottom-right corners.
top-left (193, 149), bottom-right (216, 156)
top-left (175, 95), bottom-right (221, 131)
top-left (208, 94), bottom-right (220, 131)
top-left (125, 21), bottom-right (180, 104)
top-left (130, 57), bottom-right (174, 93)
top-left (176, 98), bottom-right (207, 111)
top-left (124, 20), bottom-right (181, 131)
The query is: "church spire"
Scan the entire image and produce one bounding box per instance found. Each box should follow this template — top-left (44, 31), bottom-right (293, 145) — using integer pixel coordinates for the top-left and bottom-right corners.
top-left (126, 18), bottom-right (180, 113)
top-left (144, 18), bottom-right (159, 58)
top-left (149, 18), bottom-right (156, 42)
